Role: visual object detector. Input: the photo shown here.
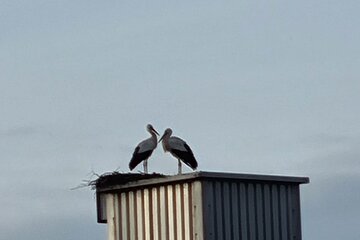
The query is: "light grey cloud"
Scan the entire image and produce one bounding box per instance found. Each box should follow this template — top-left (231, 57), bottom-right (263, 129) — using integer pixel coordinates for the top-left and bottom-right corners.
top-left (302, 174), bottom-right (360, 240)
top-left (1, 216), bottom-right (106, 240)
top-left (0, 125), bottom-right (43, 137)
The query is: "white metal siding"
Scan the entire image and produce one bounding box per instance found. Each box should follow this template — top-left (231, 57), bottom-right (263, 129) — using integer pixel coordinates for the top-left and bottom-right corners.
top-left (109, 181), bottom-right (201, 240)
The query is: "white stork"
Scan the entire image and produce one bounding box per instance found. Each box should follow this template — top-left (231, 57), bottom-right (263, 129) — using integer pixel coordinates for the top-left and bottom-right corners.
top-left (159, 128), bottom-right (198, 174)
top-left (129, 124), bottom-right (159, 173)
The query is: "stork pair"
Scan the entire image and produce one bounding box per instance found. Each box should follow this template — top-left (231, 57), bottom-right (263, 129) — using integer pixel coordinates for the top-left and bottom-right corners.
top-left (129, 124), bottom-right (198, 174)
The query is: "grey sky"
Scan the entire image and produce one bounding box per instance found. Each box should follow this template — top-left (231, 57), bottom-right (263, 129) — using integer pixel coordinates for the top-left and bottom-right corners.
top-left (1, 1), bottom-right (360, 239)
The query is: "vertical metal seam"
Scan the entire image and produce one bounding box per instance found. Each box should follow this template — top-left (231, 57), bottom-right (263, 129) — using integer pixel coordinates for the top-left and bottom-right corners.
top-left (157, 187), bottom-right (162, 240)
top-left (113, 195), bottom-right (118, 240)
top-left (270, 185), bottom-right (274, 240)
top-left (288, 185), bottom-right (295, 240)
top-left (118, 194), bottom-right (122, 240)
top-left (188, 183), bottom-right (194, 239)
top-left (237, 182), bottom-right (242, 239)
top-left (180, 184), bottom-right (186, 239)
top-left (278, 185), bottom-right (282, 240)
top-left (293, 185), bottom-right (302, 240)
top-left (286, 185), bottom-right (291, 240)
top-left (133, 191), bottom-right (138, 240)
top-left (221, 181), bottom-right (226, 240)
top-left (141, 189), bottom-right (146, 240)
top-left (212, 181), bottom-right (218, 239)
top-left (261, 184), bottom-right (266, 240)
top-left (228, 182), bottom-right (234, 240)
top-left (246, 183), bottom-right (251, 240)
top-left (164, 185), bottom-right (169, 240)
top-left (254, 184), bottom-right (259, 240)
top-left (149, 188), bottom-right (154, 240)
top-left (126, 193), bottom-right (130, 240)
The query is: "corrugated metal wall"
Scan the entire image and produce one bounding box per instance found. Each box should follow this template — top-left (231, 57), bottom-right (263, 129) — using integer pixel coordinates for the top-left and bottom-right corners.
top-left (202, 181), bottom-right (302, 240)
top-left (105, 181), bottom-right (203, 240)
top-left (102, 176), bottom-right (304, 240)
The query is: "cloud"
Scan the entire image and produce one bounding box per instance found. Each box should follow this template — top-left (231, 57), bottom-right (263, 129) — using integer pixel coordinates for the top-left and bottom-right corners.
top-left (0, 126), bottom-right (42, 137)
top-left (295, 134), bottom-right (360, 239)
top-left (1, 215), bottom-right (106, 240)
top-left (302, 173), bottom-right (360, 240)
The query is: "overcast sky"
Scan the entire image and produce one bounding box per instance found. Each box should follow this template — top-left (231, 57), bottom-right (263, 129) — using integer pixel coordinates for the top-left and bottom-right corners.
top-left (1, 1), bottom-right (360, 239)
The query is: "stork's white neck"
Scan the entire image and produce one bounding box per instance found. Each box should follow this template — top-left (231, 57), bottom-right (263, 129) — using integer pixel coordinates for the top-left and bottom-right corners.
top-left (161, 132), bottom-right (172, 152)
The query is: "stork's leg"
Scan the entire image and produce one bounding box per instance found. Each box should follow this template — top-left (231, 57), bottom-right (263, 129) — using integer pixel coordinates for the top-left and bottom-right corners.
top-left (178, 159), bottom-right (182, 175)
top-left (143, 159), bottom-right (148, 174)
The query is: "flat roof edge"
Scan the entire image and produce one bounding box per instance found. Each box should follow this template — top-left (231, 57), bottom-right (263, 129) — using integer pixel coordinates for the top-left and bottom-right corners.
top-left (196, 171), bottom-right (309, 184)
top-left (96, 171), bottom-right (309, 193)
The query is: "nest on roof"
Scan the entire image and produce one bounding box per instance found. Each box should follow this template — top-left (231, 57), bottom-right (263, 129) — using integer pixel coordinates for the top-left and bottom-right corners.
top-left (89, 172), bottom-right (166, 189)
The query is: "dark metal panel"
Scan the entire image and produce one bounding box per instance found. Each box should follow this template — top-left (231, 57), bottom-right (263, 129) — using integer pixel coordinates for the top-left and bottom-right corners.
top-left (271, 184), bottom-right (280, 240)
top-left (291, 185), bottom-right (302, 240)
top-left (239, 182), bottom-right (248, 240)
top-left (230, 182), bottom-right (240, 240)
top-left (279, 185), bottom-right (288, 239)
top-left (214, 181), bottom-right (224, 239)
top-left (255, 183), bottom-right (265, 240)
top-left (201, 181), bottom-right (216, 240)
top-left (222, 182), bottom-right (232, 240)
top-left (247, 183), bottom-right (256, 240)
top-left (97, 193), bottom-right (107, 223)
top-left (286, 185), bottom-right (294, 240)
top-left (263, 184), bottom-right (272, 239)
top-left (201, 180), bottom-right (307, 240)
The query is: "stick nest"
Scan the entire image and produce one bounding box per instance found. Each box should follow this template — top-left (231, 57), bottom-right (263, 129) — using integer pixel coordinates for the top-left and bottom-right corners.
top-left (88, 172), bottom-right (166, 189)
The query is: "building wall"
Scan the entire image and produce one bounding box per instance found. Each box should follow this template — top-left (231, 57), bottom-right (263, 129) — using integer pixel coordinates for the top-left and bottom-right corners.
top-left (99, 172), bottom-right (307, 240)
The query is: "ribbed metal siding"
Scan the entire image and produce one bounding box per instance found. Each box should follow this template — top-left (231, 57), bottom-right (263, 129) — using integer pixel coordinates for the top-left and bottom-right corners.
top-left (106, 181), bottom-right (203, 240)
top-left (202, 181), bottom-right (302, 240)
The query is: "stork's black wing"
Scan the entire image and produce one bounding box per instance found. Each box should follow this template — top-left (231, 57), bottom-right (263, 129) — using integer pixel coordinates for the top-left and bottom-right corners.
top-left (129, 146), bottom-right (153, 170)
top-left (171, 143), bottom-right (198, 170)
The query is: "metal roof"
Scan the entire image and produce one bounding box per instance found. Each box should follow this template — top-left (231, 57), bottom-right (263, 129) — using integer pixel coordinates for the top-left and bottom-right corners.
top-left (96, 171), bottom-right (309, 193)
